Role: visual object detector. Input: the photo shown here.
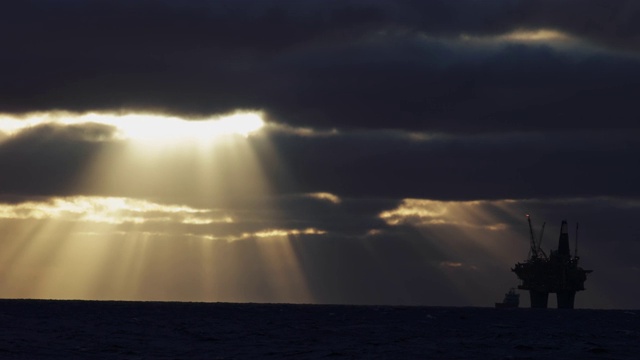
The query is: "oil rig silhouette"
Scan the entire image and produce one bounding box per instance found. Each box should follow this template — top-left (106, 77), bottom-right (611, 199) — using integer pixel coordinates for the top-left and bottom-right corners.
top-left (512, 215), bottom-right (592, 309)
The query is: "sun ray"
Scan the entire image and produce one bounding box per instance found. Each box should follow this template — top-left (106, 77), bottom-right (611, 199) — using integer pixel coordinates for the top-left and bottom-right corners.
top-left (253, 234), bottom-right (313, 303)
top-left (0, 108), bottom-right (321, 303)
top-left (378, 198), bottom-right (535, 305)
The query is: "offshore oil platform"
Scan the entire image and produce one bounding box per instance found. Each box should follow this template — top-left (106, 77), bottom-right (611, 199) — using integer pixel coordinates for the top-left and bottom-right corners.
top-left (512, 215), bottom-right (592, 309)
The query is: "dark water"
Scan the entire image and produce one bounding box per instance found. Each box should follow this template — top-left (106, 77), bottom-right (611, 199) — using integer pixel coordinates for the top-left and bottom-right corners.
top-left (0, 299), bottom-right (638, 359)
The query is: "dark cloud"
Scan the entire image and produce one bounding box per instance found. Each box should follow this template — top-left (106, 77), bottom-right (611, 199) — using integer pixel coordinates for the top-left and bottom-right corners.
top-left (391, 0), bottom-right (640, 52)
top-left (265, 41), bottom-right (640, 132)
top-left (258, 130), bottom-right (640, 200)
top-left (1, 127), bottom-right (638, 201)
top-left (0, 123), bottom-right (118, 196)
top-left (1, 1), bottom-right (639, 133)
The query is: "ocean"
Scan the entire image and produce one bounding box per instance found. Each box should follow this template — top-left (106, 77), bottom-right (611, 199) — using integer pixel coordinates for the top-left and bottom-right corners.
top-left (0, 299), bottom-right (637, 359)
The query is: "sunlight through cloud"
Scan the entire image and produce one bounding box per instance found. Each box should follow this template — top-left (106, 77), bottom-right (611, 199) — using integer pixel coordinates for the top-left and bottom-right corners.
top-left (306, 192), bottom-right (342, 204)
top-left (0, 196), bottom-right (225, 225)
top-left (252, 228), bottom-right (327, 238)
top-left (500, 29), bottom-right (571, 42)
top-left (440, 261), bottom-right (463, 268)
top-left (0, 111), bottom-right (265, 143)
top-left (379, 199), bottom-right (511, 232)
top-left (379, 199), bottom-right (453, 226)
top-left (457, 28), bottom-right (573, 44)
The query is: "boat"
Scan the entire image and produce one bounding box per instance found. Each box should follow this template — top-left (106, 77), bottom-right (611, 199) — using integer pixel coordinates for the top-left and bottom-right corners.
top-left (495, 288), bottom-right (520, 308)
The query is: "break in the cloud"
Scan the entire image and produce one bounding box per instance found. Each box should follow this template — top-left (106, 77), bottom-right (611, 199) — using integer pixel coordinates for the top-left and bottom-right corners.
top-left (0, 111), bottom-right (264, 143)
top-left (380, 199), bottom-right (509, 231)
top-left (0, 195), bottom-right (334, 242)
top-left (0, 196), bottom-right (225, 225)
top-left (305, 192), bottom-right (342, 205)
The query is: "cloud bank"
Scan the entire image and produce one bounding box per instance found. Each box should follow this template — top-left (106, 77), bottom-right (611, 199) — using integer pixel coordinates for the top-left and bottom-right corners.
top-left (1, 1), bottom-right (639, 133)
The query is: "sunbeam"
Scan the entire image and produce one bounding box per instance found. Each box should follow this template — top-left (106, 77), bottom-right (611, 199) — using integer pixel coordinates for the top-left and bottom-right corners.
top-left (0, 108), bottom-right (322, 303)
top-left (378, 199), bottom-right (551, 306)
top-left (0, 111), bottom-right (300, 301)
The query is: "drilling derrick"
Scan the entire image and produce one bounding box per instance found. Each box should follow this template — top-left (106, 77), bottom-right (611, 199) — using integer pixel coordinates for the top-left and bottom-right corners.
top-left (512, 217), bottom-right (592, 309)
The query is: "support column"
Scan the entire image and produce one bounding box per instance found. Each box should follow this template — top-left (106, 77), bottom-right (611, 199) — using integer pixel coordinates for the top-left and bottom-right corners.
top-left (529, 290), bottom-right (549, 308)
top-left (557, 291), bottom-right (576, 309)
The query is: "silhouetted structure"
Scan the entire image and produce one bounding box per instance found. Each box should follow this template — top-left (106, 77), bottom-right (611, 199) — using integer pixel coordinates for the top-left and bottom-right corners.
top-left (495, 288), bottom-right (520, 308)
top-left (512, 216), bottom-right (592, 309)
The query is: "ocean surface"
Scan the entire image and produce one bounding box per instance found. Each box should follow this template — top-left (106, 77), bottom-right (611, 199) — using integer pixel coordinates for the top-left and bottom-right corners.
top-left (0, 299), bottom-right (638, 359)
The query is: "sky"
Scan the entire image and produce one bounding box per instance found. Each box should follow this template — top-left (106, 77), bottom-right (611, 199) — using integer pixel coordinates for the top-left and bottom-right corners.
top-left (1, 0), bottom-right (639, 309)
